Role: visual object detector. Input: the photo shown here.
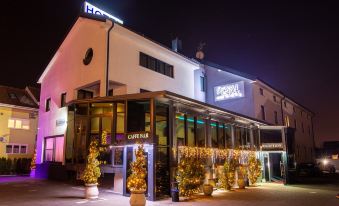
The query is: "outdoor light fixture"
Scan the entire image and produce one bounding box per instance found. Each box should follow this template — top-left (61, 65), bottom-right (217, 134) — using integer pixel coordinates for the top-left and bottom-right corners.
top-left (322, 159), bottom-right (328, 165)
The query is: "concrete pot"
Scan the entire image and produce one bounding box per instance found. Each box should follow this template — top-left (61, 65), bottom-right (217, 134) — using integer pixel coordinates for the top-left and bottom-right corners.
top-left (130, 191), bottom-right (146, 206)
top-left (237, 179), bottom-right (245, 189)
top-left (203, 184), bottom-right (213, 196)
top-left (30, 169), bottom-right (36, 178)
top-left (85, 183), bottom-right (99, 199)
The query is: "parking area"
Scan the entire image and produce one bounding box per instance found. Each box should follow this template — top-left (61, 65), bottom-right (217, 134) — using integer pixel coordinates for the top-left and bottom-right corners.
top-left (0, 176), bottom-right (338, 206)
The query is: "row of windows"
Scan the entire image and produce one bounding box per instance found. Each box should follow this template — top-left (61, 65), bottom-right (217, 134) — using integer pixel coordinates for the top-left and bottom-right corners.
top-left (45, 93), bottom-right (67, 112)
top-left (139, 52), bottom-right (174, 78)
top-left (260, 87), bottom-right (311, 120)
top-left (8, 118), bottom-right (30, 130)
top-left (6, 144), bottom-right (28, 154)
top-left (260, 105), bottom-right (279, 124)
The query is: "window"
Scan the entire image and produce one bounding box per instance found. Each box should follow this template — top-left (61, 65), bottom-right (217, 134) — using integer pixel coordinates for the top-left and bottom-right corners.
top-left (308, 126), bottom-right (311, 135)
top-left (294, 119), bottom-right (297, 130)
top-left (139, 52), bottom-right (174, 78)
top-left (259, 88), bottom-right (264, 95)
top-left (284, 101), bottom-right (287, 107)
top-left (274, 111), bottom-right (278, 124)
top-left (210, 121), bottom-right (218, 148)
top-left (61, 93), bottom-right (66, 107)
top-left (261, 105), bottom-right (265, 120)
top-left (293, 107), bottom-right (296, 113)
top-left (77, 90), bottom-right (93, 100)
top-left (285, 116), bottom-right (290, 127)
top-left (302, 123), bottom-right (304, 133)
top-left (200, 76), bottom-right (206, 92)
top-left (5, 144), bottom-right (28, 154)
top-left (8, 93), bottom-right (17, 99)
top-left (8, 118), bottom-right (30, 130)
top-left (46, 98), bottom-right (51, 112)
top-left (127, 100), bottom-right (150, 132)
top-left (44, 136), bottom-right (64, 162)
top-left (273, 95), bottom-right (277, 102)
top-left (140, 89), bottom-right (150, 93)
top-left (175, 114), bottom-right (185, 146)
top-left (196, 117), bottom-right (206, 147)
top-left (300, 111), bottom-right (303, 117)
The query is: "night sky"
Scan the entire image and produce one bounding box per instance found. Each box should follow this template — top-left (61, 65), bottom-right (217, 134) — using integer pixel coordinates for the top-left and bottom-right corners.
top-left (1, 1), bottom-right (339, 146)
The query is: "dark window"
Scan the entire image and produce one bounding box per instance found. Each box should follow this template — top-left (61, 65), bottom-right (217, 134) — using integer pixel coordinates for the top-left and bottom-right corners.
top-left (302, 123), bottom-right (304, 133)
top-left (6, 145), bottom-right (12, 153)
top-left (127, 100), bottom-right (150, 132)
top-left (200, 76), bottom-right (206, 92)
top-left (261, 105), bottom-right (265, 120)
top-left (274, 111), bottom-right (278, 124)
top-left (20, 145), bottom-right (27, 154)
top-left (284, 101), bottom-right (287, 107)
top-left (108, 89), bottom-right (113, 96)
top-left (139, 52), bottom-right (174, 78)
top-left (77, 90), bottom-right (93, 100)
top-left (8, 93), bottom-right (17, 99)
top-left (210, 121), bottom-right (218, 148)
top-left (83, 48), bottom-right (93, 65)
top-left (13, 145), bottom-right (19, 153)
top-left (273, 95), bottom-right (277, 102)
top-left (300, 111), bottom-right (303, 117)
top-left (196, 117), bottom-right (206, 147)
top-left (46, 98), bottom-right (51, 112)
top-left (293, 107), bottom-right (296, 113)
top-left (61, 93), bottom-right (66, 107)
top-left (260, 88), bottom-right (264, 95)
top-left (294, 119), bottom-right (297, 130)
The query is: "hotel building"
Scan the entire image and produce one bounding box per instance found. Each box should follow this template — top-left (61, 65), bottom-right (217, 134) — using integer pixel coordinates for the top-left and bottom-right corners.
top-left (35, 13), bottom-right (314, 200)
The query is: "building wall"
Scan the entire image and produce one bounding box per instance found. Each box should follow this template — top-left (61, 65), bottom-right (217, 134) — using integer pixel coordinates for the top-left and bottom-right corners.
top-left (107, 24), bottom-right (199, 98)
top-left (36, 17), bottom-right (110, 164)
top-left (204, 65), bottom-right (255, 118)
top-left (282, 99), bottom-right (314, 162)
top-left (252, 82), bottom-right (283, 125)
top-left (0, 106), bottom-right (38, 159)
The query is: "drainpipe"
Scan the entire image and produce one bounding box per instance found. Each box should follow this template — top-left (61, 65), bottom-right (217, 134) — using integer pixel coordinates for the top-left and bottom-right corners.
top-left (280, 96), bottom-right (286, 126)
top-left (106, 20), bottom-right (114, 96)
top-left (311, 115), bottom-right (316, 160)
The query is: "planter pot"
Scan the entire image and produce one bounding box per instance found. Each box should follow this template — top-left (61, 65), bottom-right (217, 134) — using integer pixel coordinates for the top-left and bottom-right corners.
top-left (203, 184), bottom-right (213, 196)
top-left (84, 183), bottom-right (99, 199)
top-left (130, 190), bottom-right (146, 206)
top-left (237, 179), bottom-right (245, 189)
top-left (30, 169), bottom-right (36, 178)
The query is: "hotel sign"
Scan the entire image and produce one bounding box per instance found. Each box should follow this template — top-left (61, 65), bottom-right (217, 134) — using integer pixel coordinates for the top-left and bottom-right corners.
top-left (84, 1), bottom-right (124, 24)
top-left (214, 81), bottom-right (245, 101)
top-left (126, 132), bottom-right (151, 143)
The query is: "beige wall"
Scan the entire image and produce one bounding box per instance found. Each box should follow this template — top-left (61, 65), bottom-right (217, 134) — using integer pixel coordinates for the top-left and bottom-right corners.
top-left (108, 24), bottom-right (199, 98)
top-left (0, 106), bottom-right (38, 159)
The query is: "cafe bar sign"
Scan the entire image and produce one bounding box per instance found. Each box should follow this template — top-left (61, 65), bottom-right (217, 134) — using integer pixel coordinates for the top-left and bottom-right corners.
top-left (261, 143), bottom-right (284, 151)
top-left (126, 132), bottom-right (151, 143)
top-left (214, 81), bottom-right (245, 102)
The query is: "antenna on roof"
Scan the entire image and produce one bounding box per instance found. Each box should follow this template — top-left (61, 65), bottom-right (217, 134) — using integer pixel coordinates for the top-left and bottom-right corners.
top-left (196, 42), bottom-right (206, 60)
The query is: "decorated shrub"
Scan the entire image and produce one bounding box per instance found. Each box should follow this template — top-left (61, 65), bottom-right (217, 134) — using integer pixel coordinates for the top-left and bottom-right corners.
top-left (127, 144), bottom-right (147, 192)
top-left (81, 139), bottom-right (101, 184)
top-left (248, 152), bottom-right (262, 185)
top-left (176, 156), bottom-right (205, 197)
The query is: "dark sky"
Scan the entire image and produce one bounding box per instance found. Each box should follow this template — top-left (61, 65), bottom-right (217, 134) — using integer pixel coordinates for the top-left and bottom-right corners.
top-left (1, 1), bottom-right (339, 146)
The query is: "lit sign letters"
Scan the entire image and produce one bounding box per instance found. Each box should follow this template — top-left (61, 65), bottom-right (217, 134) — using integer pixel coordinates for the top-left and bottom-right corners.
top-left (214, 81), bottom-right (245, 101)
top-left (261, 143), bottom-right (283, 150)
top-left (127, 132), bottom-right (149, 140)
top-left (84, 1), bottom-right (124, 24)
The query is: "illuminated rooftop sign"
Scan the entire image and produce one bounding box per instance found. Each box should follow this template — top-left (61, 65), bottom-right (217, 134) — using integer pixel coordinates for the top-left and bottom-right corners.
top-left (84, 1), bottom-right (124, 24)
top-left (214, 81), bottom-right (245, 101)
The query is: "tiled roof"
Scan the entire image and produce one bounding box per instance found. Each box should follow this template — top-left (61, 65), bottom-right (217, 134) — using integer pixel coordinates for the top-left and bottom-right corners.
top-left (0, 85), bottom-right (39, 109)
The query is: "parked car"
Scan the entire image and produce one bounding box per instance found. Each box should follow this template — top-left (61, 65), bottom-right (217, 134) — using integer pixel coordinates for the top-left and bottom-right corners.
top-left (318, 160), bottom-right (336, 173)
top-left (296, 163), bottom-right (321, 177)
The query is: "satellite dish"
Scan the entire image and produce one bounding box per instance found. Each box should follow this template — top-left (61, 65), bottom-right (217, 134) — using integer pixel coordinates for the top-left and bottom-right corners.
top-left (0, 137), bottom-right (4, 142)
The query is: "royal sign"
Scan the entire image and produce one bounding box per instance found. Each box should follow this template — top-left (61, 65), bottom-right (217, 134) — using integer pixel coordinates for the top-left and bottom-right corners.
top-left (84, 1), bottom-right (124, 24)
top-left (214, 81), bottom-right (245, 101)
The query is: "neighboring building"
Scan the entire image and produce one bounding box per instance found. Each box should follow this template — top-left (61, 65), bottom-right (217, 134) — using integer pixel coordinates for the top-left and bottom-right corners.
top-left (0, 85), bottom-right (39, 159)
top-left (35, 13), bottom-right (312, 200)
top-left (199, 61), bottom-right (315, 164)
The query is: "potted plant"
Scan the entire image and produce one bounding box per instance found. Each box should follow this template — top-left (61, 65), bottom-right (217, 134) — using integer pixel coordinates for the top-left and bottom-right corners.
top-left (127, 144), bottom-right (147, 206)
top-left (81, 139), bottom-right (101, 199)
top-left (248, 152), bottom-right (262, 186)
top-left (30, 149), bottom-right (37, 177)
top-left (237, 165), bottom-right (247, 189)
top-left (203, 183), bottom-right (213, 196)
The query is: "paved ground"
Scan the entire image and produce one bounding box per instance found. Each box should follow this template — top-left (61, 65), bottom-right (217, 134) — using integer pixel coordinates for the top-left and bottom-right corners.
top-left (0, 176), bottom-right (338, 206)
